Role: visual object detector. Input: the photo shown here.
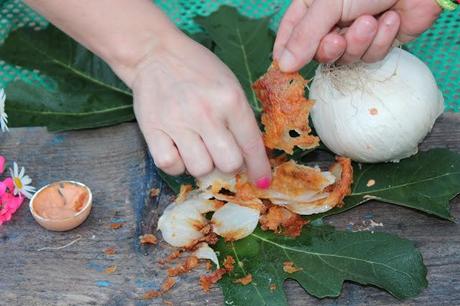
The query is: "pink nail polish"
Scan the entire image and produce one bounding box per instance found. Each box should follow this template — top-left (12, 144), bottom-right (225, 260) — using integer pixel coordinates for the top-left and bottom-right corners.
top-left (256, 177), bottom-right (271, 189)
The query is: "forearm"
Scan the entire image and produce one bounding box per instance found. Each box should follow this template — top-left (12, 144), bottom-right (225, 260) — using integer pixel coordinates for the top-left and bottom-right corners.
top-left (24, 0), bottom-right (181, 86)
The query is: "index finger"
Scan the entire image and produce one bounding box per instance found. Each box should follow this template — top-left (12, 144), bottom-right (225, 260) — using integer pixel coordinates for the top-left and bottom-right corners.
top-left (227, 99), bottom-right (272, 188)
top-left (278, 0), bottom-right (343, 72)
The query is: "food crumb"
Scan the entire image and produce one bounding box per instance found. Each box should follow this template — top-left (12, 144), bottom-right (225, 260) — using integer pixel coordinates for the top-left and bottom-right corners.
top-left (150, 188), bottom-right (160, 198)
top-left (200, 268), bottom-right (227, 292)
top-left (161, 277), bottom-right (176, 293)
top-left (104, 247), bottom-right (116, 256)
top-left (283, 261), bottom-right (302, 273)
top-left (104, 265), bottom-right (117, 274)
top-left (111, 223), bottom-right (124, 229)
top-left (164, 301), bottom-right (173, 306)
top-left (168, 256), bottom-right (199, 277)
top-left (233, 274), bottom-right (252, 285)
top-left (369, 108), bottom-right (378, 116)
top-left (366, 179), bottom-right (376, 187)
top-left (142, 290), bottom-right (161, 299)
top-left (139, 234), bottom-right (158, 245)
top-left (223, 256), bottom-right (235, 272)
top-left (270, 283), bottom-right (277, 292)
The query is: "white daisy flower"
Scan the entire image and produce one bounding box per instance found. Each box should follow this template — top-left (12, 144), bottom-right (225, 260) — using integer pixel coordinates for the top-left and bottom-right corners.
top-left (9, 162), bottom-right (36, 199)
top-left (0, 88), bottom-right (8, 132)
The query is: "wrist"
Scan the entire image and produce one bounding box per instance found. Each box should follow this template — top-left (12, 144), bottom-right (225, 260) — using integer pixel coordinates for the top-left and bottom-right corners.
top-left (104, 21), bottom-right (184, 87)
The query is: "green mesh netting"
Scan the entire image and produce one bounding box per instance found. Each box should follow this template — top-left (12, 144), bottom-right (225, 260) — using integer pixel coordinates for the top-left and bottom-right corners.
top-left (0, 0), bottom-right (459, 112)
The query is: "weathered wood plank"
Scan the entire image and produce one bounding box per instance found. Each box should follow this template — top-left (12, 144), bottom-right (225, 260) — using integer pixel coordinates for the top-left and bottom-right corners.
top-left (0, 113), bottom-right (458, 305)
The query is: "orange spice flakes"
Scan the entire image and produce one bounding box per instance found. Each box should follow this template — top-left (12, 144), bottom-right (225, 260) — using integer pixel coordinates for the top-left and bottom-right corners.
top-left (176, 184), bottom-right (193, 203)
top-left (104, 247), bottom-right (116, 256)
top-left (233, 274), bottom-right (253, 286)
top-left (205, 260), bottom-right (213, 271)
top-left (103, 265), bottom-right (117, 274)
top-left (200, 255), bottom-right (236, 292)
top-left (142, 290), bottom-right (162, 299)
top-left (200, 268), bottom-right (227, 292)
top-left (149, 188), bottom-right (160, 198)
top-left (142, 277), bottom-right (177, 300)
top-left (223, 256), bottom-right (235, 273)
top-left (111, 223), bottom-right (124, 229)
top-left (283, 261), bottom-right (302, 274)
top-left (260, 205), bottom-right (308, 237)
top-left (161, 277), bottom-right (177, 293)
top-left (253, 61), bottom-right (319, 154)
top-left (168, 256), bottom-right (199, 277)
top-left (159, 249), bottom-right (183, 265)
top-left (139, 234), bottom-right (158, 245)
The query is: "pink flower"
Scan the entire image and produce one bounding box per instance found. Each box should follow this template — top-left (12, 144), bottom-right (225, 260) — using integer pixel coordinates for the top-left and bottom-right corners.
top-left (0, 192), bottom-right (24, 225)
top-left (0, 156), bottom-right (29, 225)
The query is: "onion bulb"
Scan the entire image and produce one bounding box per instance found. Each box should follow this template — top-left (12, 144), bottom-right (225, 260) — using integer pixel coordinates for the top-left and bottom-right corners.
top-left (310, 48), bottom-right (444, 163)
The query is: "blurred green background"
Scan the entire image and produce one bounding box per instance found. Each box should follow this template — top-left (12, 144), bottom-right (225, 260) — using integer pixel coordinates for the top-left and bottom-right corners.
top-left (0, 0), bottom-right (458, 112)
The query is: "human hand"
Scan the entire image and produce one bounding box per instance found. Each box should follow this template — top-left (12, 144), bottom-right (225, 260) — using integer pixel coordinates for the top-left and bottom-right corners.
top-left (126, 32), bottom-right (272, 185)
top-left (273, 0), bottom-right (442, 71)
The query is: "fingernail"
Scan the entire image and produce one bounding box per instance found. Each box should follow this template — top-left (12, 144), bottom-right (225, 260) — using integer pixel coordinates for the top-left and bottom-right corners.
top-left (256, 177), bottom-right (271, 189)
top-left (384, 12), bottom-right (399, 27)
top-left (324, 41), bottom-right (342, 62)
top-left (356, 20), bottom-right (376, 38)
top-left (279, 49), bottom-right (296, 71)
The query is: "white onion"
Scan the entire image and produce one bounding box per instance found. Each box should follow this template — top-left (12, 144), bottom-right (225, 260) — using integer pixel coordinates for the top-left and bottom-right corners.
top-left (310, 48), bottom-right (444, 163)
top-left (211, 203), bottom-right (260, 241)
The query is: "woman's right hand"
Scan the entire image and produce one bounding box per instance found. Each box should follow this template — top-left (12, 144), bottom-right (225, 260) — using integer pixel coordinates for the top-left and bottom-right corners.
top-left (122, 32), bottom-right (272, 187)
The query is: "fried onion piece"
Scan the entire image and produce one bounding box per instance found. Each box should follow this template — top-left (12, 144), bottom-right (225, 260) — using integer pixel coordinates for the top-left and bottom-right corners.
top-left (200, 268), bottom-right (227, 292)
top-left (283, 261), bottom-right (302, 273)
top-left (253, 62), bottom-right (319, 154)
top-left (285, 157), bottom-right (353, 215)
top-left (233, 274), bottom-right (253, 285)
top-left (139, 234), bottom-right (158, 245)
top-left (223, 255), bottom-right (236, 272)
top-left (167, 256), bottom-right (199, 277)
top-left (235, 160), bottom-right (336, 205)
top-left (260, 205), bottom-right (308, 237)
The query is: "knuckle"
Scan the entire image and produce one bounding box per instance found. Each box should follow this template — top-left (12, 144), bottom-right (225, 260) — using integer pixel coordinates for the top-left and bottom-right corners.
top-left (155, 153), bottom-right (180, 170)
top-left (188, 162), bottom-right (213, 178)
top-left (219, 87), bottom-right (242, 109)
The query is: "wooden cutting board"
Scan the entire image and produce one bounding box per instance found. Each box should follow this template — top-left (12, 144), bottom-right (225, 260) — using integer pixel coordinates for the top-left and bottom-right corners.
top-left (0, 114), bottom-right (459, 305)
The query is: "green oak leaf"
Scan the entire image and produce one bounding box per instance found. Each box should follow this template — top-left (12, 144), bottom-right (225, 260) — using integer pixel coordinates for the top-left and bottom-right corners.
top-left (317, 148), bottom-right (460, 221)
top-left (216, 226), bottom-right (427, 305)
top-left (0, 25), bottom-right (133, 131)
top-left (157, 169), bottom-right (195, 194)
top-left (195, 6), bottom-right (274, 114)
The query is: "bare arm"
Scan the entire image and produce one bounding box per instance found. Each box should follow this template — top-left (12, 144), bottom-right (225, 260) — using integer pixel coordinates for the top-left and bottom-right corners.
top-left (23, 0), bottom-right (273, 186)
top-left (24, 0), bottom-right (178, 85)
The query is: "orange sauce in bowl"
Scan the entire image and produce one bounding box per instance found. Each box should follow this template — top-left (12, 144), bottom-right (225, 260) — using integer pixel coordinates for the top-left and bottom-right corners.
top-left (33, 182), bottom-right (89, 220)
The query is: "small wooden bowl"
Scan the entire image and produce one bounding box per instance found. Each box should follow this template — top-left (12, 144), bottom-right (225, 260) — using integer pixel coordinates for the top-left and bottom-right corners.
top-left (29, 181), bottom-right (92, 231)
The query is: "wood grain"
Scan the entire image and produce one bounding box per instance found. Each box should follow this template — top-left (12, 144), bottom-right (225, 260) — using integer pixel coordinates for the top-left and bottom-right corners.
top-left (0, 113), bottom-right (458, 305)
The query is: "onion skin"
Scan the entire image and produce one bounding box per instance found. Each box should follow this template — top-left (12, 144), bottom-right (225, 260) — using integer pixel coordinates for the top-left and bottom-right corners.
top-left (310, 48), bottom-right (444, 163)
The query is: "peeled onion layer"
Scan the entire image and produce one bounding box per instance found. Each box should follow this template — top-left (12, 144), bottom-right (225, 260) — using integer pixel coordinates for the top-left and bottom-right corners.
top-left (193, 243), bottom-right (220, 268)
top-left (157, 193), bottom-right (221, 248)
top-left (310, 48), bottom-right (444, 163)
top-left (211, 203), bottom-right (260, 241)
